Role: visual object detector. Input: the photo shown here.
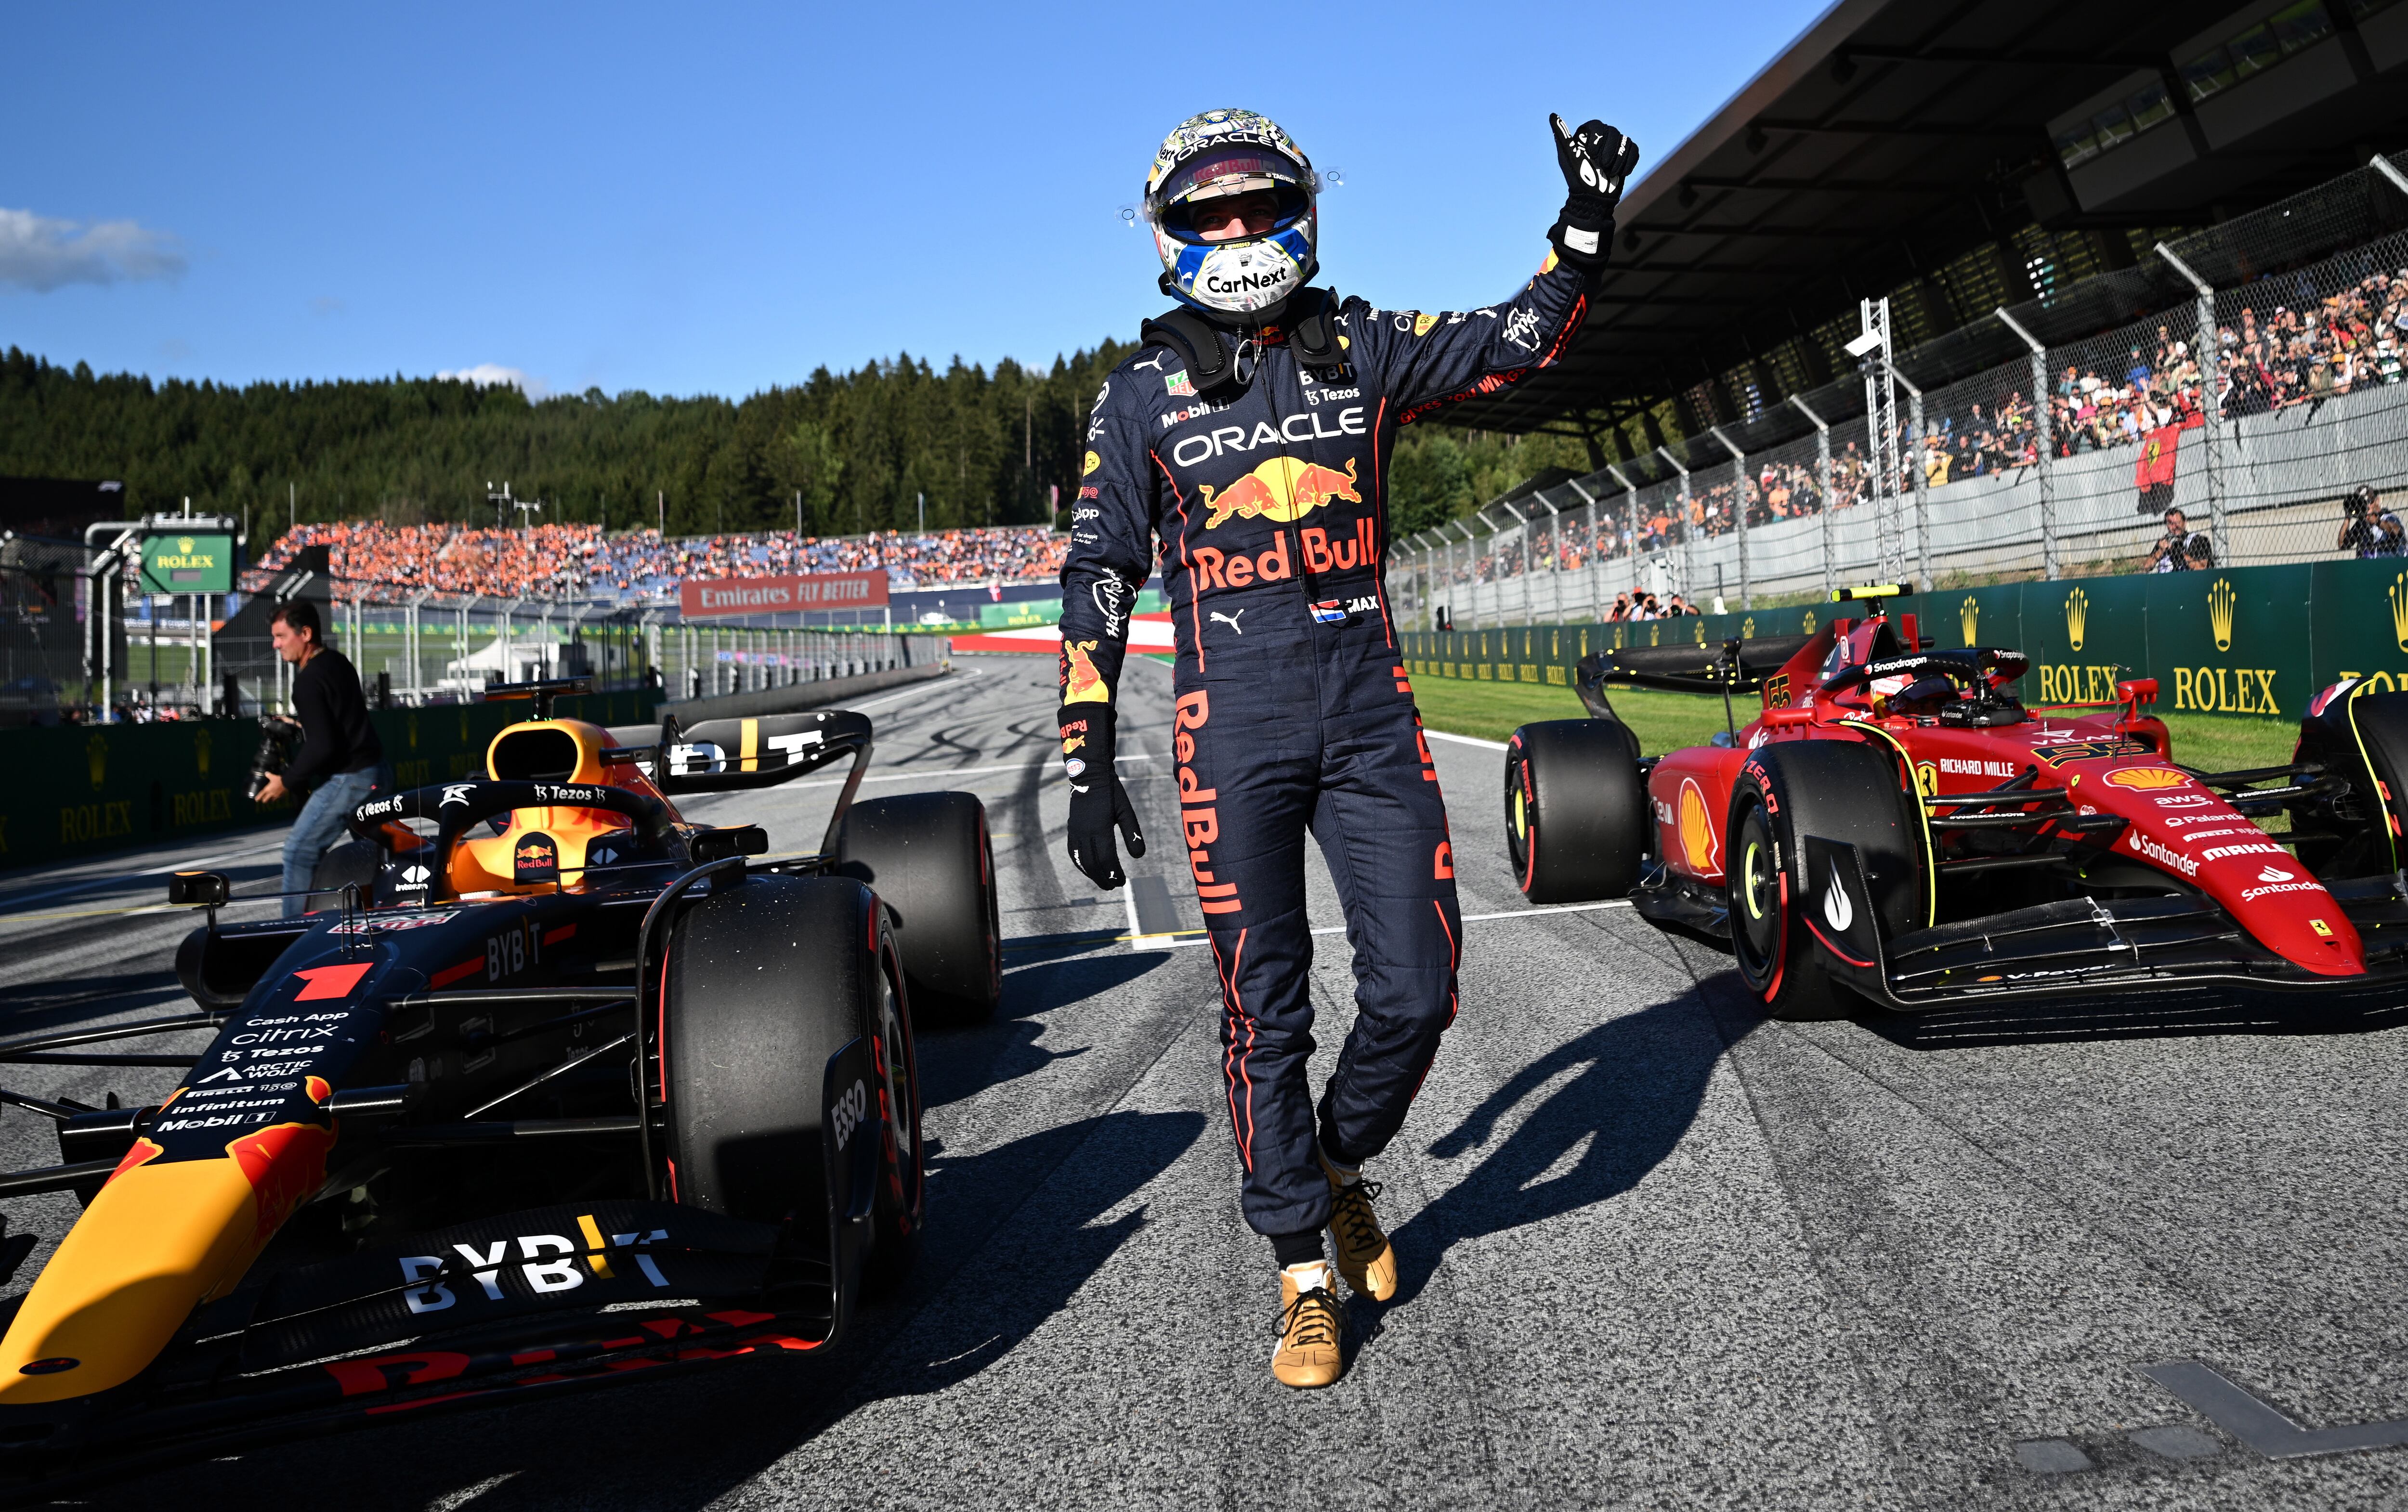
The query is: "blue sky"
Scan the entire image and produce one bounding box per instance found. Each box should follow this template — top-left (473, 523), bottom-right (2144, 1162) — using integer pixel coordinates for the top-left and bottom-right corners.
top-left (3, 1), bottom-right (1826, 400)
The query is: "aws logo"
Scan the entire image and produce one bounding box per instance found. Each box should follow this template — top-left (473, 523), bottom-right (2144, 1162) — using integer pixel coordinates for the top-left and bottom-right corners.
top-left (1167, 407), bottom-right (1367, 468)
top-left (1200, 456), bottom-right (1361, 529)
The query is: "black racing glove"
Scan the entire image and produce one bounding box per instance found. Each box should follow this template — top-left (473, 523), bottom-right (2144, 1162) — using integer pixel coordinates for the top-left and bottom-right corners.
top-left (1059, 704), bottom-right (1145, 890)
top-left (1548, 113), bottom-right (1641, 269)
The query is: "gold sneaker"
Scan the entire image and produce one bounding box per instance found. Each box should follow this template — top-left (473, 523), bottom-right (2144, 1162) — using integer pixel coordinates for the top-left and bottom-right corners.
top-left (1321, 1155), bottom-right (1398, 1302)
top-left (1272, 1264), bottom-right (1345, 1389)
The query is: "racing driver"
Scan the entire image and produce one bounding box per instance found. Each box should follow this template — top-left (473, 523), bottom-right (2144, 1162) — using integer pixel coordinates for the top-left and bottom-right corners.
top-left (1055, 107), bottom-right (1639, 1388)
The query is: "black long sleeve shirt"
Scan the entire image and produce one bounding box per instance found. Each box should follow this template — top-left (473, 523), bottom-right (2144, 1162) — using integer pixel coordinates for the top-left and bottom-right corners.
top-left (285, 647), bottom-right (383, 791)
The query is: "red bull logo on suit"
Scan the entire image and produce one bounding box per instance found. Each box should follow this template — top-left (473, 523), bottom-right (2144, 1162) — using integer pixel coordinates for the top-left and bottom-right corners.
top-left (1199, 456), bottom-right (1362, 530)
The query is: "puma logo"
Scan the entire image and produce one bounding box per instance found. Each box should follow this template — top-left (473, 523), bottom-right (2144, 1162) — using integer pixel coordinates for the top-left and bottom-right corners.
top-left (1209, 610), bottom-right (1244, 635)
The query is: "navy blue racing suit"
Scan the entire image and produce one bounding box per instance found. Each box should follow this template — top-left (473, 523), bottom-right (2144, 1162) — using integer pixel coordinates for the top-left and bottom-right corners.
top-left (1057, 249), bottom-right (1592, 1238)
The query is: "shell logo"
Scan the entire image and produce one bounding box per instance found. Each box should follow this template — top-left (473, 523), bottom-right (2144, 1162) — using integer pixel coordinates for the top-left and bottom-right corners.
top-left (2104, 766), bottom-right (2189, 791)
top-left (1677, 779), bottom-right (1718, 872)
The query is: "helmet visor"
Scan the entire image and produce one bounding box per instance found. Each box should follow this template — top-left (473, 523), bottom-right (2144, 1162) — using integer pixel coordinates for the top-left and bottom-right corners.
top-left (1149, 146), bottom-right (1311, 235)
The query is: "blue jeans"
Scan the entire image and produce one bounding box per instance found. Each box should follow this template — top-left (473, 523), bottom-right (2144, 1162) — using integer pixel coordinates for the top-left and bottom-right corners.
top-left (283, 769), bottom-right (380, 918)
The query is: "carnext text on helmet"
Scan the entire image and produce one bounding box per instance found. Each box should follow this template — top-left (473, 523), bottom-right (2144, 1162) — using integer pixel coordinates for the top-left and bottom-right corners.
top-left (1168, 408), bottom-right (1367, 467)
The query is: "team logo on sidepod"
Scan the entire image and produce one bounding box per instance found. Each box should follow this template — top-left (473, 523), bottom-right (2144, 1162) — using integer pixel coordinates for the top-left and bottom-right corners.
top-left (1676, 779), bottom-right (1718, 873)
top-left (2105, 766), bottom-right (2189, 791)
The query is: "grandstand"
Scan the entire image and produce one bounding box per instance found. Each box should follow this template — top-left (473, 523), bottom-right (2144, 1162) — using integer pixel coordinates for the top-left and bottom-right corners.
top-left (1416, 0), bottom-right (2408, 624)
top-left (240, 522), bottom-right (1067, 606)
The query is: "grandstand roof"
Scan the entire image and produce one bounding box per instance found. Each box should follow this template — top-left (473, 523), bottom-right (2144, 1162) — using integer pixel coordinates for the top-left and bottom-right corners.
top-left (1460, 0), bottom-right (2408, 439)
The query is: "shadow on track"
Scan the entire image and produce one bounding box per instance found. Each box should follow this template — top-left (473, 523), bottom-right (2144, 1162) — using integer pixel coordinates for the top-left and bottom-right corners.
top-left (916, 950), bottom-right (1171, 1110)
top-left (1385, 995), bottom-right (1742, 1310)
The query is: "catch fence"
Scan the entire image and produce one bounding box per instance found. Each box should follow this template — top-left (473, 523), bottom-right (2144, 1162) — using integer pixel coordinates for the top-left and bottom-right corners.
top-left (109, 586), bottom-right (944, 722)
top-left (1397, 152), bottom-right (2408, 628)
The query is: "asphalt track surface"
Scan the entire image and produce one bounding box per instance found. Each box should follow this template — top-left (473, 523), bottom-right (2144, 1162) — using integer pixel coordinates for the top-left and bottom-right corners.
top-left (3, 653), bottom-right (2407, 1509)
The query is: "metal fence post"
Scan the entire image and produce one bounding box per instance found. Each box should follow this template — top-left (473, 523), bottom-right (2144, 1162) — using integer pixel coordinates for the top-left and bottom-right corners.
top-left (1787, 396), bottom-right (1834, 601)
top-left (1606, 464), bottom-right (1638, 607)
top-left (1654, 447), bottom-right (1693, 600)
top-left (1884, 367), bottom-right (1932, 591)
top-left (1994, 306), bottom-right (2057, 581)
top-left (2156, 240), bottom-right (2227, 555)
top-left (1499, 500), bottom-right (1532, 625)
top-left (1568, 478), bottom-right (1602, 619)
top-left (1708, 425), bottom-right (1750, 611)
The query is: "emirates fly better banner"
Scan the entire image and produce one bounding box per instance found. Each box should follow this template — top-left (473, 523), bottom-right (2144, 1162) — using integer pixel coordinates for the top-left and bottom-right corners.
top-left (679, 571), bottom-right (889, 618)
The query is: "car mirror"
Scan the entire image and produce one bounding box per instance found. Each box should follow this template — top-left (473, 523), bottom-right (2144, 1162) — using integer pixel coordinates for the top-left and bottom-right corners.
top-left (168, 871), bottom-right (231, 908)
top-left (690, 825), bottom-right (769, 864)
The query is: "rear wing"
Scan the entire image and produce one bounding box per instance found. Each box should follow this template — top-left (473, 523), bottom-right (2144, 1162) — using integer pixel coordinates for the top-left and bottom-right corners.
top-left (1574, 633), bottom-right (1817, 716)
top-left (611, 710), bottom-right (876, 857)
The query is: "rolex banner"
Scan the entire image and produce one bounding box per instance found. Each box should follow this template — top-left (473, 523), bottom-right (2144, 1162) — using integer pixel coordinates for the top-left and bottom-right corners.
top-left (1400, 560), bottom-right (2408, 721)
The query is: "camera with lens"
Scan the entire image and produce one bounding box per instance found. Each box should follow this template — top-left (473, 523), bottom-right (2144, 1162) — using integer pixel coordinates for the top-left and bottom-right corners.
top-left (246, 715), bottom-right (303, 801)
top-left (2346, 484), bottom-right (2378, 518)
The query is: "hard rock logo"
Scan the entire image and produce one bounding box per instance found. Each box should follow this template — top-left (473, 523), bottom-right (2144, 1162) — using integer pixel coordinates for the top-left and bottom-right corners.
top-left (2064, 587), bottom-right (2087, 652)
top-left (1199, 456), bottom-right (1361, 529)
top-left (2208, 577), bottom-right (2236, 652)
top-left (1960, 595), bottom-right (1980, 647)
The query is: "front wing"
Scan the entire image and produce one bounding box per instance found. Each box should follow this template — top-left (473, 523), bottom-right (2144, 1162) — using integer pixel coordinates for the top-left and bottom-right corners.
top-left (1634, 849), bottom-right (2408, 1007)
top-left (1811, 843), bottom-right (2408, 1007)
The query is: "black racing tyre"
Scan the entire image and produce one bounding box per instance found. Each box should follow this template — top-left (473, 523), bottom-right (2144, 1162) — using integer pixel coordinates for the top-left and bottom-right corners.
top-left (661, 873), bottom-right (925, 1288)
top-left (2293, 686), bottom-right (2408, 877)
top-left (1505, 719), bottom-right (1648, 904)
top-left (305, 839), bottom-right (382, 913)
top-left (835, 792), bottom-right (1001, 1026)
top-left (1725, 741), bottom-right (1926, 1022)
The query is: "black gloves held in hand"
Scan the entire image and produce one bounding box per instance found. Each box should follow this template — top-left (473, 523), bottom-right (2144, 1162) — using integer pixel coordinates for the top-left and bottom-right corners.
top-left (1549, 113), bottom-right (1641, 268)
top-left (1060, 704), bottom-right (1145, 890)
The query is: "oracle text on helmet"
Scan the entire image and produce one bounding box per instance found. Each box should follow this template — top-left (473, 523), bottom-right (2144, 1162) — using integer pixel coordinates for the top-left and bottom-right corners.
top-left (1171, 408), bottom-right (1366, 467)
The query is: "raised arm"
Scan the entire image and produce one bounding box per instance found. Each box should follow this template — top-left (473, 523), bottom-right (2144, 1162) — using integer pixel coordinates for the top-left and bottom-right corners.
top-left (1354, 115), bottom-right (1639, 419)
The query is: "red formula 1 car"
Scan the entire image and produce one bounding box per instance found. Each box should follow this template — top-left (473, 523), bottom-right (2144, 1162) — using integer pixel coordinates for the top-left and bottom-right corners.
top-left (0, 679), bottom-right (1000, 1491)
top-left (1503, 587), bottom-right (2408, 1018)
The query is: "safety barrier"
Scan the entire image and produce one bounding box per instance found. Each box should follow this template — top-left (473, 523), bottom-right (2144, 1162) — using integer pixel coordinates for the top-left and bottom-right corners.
top-left (0, 688), bottom-right (661, 873)
top-left (1400, 559), bottom-right (2408, 723)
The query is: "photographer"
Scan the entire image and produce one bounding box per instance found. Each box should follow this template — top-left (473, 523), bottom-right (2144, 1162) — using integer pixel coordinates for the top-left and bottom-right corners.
top-left (2338, 485), bottom-right (2406, 558)
top-left (2145, 508), bottom-right (2214, 573)
top-left (252, 600), bottom-right (384, 918)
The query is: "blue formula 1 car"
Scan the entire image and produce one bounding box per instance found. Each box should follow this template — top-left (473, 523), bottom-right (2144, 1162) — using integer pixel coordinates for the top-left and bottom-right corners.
top-left (0, 679), bottom-right (999, 1491)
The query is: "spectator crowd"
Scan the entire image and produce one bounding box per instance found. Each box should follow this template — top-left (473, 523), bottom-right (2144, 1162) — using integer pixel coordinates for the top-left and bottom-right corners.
top-left (1430, 264), bottom-right (2408, 591)
top-left (241, 522), bottom-right (1068, 604)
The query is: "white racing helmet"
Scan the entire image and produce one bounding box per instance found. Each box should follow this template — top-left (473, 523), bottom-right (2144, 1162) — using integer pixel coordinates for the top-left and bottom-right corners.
top-left (1144, 109), bottom-right (1319, 318)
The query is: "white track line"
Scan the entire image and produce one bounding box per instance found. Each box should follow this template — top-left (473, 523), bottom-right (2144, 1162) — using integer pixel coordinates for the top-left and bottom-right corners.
top-left (1424, 730), bottom-right (1509, 751)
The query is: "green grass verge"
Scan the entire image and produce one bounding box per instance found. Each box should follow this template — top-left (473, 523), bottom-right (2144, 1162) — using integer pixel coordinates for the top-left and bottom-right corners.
top-left (1412, 673), bottom-right (2300, 771)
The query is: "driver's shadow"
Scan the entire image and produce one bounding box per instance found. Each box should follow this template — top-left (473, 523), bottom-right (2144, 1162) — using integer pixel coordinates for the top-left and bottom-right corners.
top-left (1384, 994), bottom-right (1741, 1311)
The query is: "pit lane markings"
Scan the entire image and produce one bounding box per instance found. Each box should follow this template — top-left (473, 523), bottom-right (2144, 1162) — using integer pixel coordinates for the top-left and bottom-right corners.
top-left (2140, 1360), bottom-right (2408, 1459)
